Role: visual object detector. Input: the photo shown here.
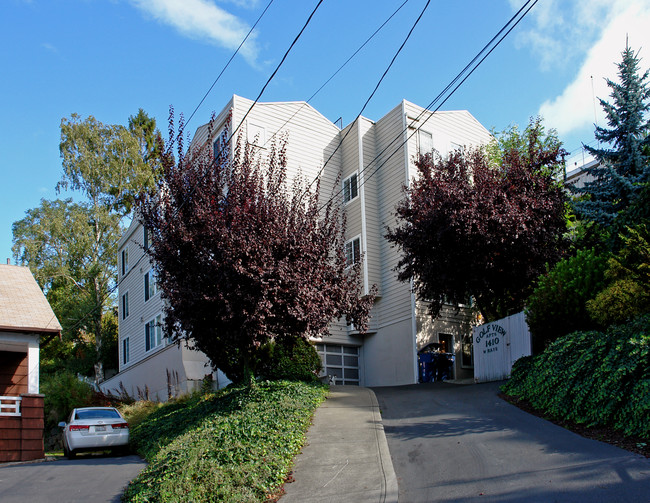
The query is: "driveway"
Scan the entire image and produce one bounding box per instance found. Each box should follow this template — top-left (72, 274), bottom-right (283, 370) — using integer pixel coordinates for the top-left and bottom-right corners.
top-left (0, 453), bottom-right (146, 503)
top-left (373, 381), bottom-right (650, 503)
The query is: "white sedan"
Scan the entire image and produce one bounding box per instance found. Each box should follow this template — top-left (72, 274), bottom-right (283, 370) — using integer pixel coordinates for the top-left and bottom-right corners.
top-left (59, 407), bottom-right (130, 459)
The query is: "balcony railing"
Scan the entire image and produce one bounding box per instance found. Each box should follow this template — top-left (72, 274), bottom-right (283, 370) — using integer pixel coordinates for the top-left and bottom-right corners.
top-left (0, 396), bottom-right (22, 416)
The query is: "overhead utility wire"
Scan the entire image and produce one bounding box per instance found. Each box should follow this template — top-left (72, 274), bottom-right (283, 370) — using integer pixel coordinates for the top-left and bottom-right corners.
top-left (318, 0), bottom-right (539, 211)
top-left (260, 0), bottom-right (411, 150)
top-left (58, 0), bottom-right (325, 339)
top-left (303, 0), bottom-right (431, 195)
top-left (227, 0), bottom-right (326, 150)
top-left (362, 0), bottom-right (540, 187)
top-left (183, 0), bottom-right (275, 131)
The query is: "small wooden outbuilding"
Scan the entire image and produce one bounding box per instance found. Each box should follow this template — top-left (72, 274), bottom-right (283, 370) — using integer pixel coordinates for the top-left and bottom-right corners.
top-left (0, 264), bottom-right (61, 462)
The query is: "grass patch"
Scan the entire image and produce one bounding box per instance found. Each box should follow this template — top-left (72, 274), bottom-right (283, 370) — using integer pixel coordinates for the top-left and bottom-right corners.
top-left (122, 380), bottom-right (328, 502)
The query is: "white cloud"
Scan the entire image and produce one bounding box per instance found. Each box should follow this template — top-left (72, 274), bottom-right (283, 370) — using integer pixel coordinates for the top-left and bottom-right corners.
top-left (41, 42), bottom-right (58, 53)
top-left (510, 0), bottom-right (618, 71)
top-left (217, 0), bottom-right (260, 9)
top-left (538, 0), bottom-right (650, 137)
top-left (130, 0), bottom-right (259, 65)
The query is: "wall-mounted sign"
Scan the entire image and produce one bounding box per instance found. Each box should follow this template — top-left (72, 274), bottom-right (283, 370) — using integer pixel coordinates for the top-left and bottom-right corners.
top-left (472, 312), bottom-right (532, 383)
top-left (475, 323), bottom-right (505, 354)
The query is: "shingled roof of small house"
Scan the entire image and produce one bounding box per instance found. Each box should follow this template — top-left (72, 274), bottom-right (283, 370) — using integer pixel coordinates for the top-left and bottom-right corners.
top-left (0, 264), bottom-right (62, 335)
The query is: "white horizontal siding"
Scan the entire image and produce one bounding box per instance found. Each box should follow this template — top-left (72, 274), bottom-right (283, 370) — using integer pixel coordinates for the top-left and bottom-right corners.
top-left (373, 102), bottom-right (412, 328)
top-left (117, 220), bottom-right (166, 372)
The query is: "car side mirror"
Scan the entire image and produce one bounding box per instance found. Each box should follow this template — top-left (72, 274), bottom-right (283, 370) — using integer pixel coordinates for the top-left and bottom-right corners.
top-left (58, 422), bottom-right (66, 428)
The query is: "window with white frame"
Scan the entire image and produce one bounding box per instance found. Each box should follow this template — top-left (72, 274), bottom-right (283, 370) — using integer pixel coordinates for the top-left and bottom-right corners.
top-left (121, 247), bottom-right (129, 276)
top-left (121, 292), bottom-right (129, 320)
top-left (450, 141), bottom-right (465, 154)
top-left (211, 124), bottom-right (228, 165)
top-left (345, 236), bottom-right (361, 267)
top-left (343, 173), bottom-right (358, 204)
top-left (145, 314), bottom-right (163, 352)
top-left (418, 130), bottom-right (433, 157)
top-left (247, 122), bottom-right (266, 147)
top-left (122, 337), bottom-right (130, 365)
top-left (144, 269), bottom-right (158, 302)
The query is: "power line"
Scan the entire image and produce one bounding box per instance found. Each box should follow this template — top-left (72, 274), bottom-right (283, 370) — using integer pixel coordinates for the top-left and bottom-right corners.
top-left (183, 0), bottom-right (276, 131)
top-left (303, 0), bottom-right (431, 195)
top-left (53, 0), bottom-right (326, 341)
top-left (318, 0), bottom-right (540, 211)
top-left (260, 0), bottom-right (411, 150)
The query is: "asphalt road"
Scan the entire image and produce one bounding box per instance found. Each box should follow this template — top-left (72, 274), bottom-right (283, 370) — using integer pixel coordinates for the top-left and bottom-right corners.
top-left (0, 453), bottom-right (146, 503)
top-left (373, 381), bottom-right (650, 503)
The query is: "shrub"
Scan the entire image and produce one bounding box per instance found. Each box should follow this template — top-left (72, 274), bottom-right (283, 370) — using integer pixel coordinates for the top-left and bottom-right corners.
top-left (257, 337), bottom-right (322, 382)
top-left (42, 371), bottom-right (95, 428)
top-left (118, 400), bottom-right (164, 430)
top-left (525, 248), bottom-right (608, 353)
top-left (587, 278), bottom-right (650, 326)
top-left (587, 225), bottom-right (650, 326)
top-left (502, 315), bottom-right (650, 439)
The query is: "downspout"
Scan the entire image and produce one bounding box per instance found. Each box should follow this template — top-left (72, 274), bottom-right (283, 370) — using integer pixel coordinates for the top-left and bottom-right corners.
top-left (403, 101), bottom-right (419, 384)
top-left (358, 120), bottom-right (369, 296)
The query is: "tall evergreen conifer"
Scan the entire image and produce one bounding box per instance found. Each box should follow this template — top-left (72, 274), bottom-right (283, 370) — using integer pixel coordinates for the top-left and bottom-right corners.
top-left (573, 45), bottom-right (650, 230)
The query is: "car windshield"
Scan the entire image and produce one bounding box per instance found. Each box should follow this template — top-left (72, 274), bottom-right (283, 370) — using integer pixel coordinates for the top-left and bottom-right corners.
top-left (75, 409), bottom-right (121, 420)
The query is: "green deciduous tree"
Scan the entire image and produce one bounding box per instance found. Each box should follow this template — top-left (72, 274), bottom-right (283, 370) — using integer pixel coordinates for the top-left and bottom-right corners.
top-left (12, 199), bottom-right (120, 379)
top-left (13, 109), bottom-right (160, 382)
top-left (587, 224), bottom-right (650, 326)
top-left (58, 112), bottom-right (161, 216)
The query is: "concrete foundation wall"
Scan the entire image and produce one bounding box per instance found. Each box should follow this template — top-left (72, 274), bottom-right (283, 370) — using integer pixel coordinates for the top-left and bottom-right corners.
top-left (362, 317), bottom-right (417, 387)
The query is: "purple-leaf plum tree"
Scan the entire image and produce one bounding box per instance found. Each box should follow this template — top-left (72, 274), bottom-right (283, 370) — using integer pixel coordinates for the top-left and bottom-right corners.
top-left (137, 116), bottom-right (375, 384)
top-left (386, 118), bottom-right (568, 322)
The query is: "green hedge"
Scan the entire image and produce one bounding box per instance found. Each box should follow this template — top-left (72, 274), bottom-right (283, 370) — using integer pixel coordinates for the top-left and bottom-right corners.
top-left (502, 315), bottom-right (650, 438)
top-left (257, 337), bottom-right (322, 382)
top-left (123, 381), bottom-right (328, 502)
top-left (525, 248), bottom-right (608, 353)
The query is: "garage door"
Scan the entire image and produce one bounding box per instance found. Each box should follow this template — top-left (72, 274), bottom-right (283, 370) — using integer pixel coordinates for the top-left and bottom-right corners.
top-left (315, 344), bottom-right (360, 385)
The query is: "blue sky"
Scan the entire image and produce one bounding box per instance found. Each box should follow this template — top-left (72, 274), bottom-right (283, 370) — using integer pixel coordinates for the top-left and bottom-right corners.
top-left (2, 0), bottom-right (650, 263)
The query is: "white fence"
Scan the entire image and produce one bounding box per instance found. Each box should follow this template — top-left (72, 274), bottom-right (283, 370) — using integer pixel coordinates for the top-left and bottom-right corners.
top-left (0, 396), bottom-right (22, 416)
top-left (472, 312), bottom-right (531, 383)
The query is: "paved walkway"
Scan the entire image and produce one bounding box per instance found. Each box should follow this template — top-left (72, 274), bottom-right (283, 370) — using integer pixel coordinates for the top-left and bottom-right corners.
top-left (374, 381), bottom-right (650, 503)
top-left (281, 386), bottom-right (398, 503)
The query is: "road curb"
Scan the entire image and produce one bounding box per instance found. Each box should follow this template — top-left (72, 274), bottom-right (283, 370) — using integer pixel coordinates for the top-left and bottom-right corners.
top-left (367, 388), bottom-right (399, 503)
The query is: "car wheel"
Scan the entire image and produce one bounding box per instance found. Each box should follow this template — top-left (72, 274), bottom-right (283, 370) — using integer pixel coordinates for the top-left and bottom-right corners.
top-left (66, 448), bottom-right (76, 460)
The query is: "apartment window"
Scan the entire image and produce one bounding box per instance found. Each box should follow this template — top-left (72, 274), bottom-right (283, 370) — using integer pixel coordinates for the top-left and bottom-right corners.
top-left (418, 130), bottom-right (433, 157)
top-left (143, 226), bottom-right (152, 250)
top-left (345, 237), bottom-right (361, 267)
top-left (144, 269), bottom-right (158, 302)
top-left (343, 173), bottom-right (358, 203)
top-left (450, 141), bottom-right (465, 155)
top-left (213, 137), bottom-right (222, 164)
top-left (121, 247), bottom-right (129, 276)
top-left (247, 122), bottom-right (266, 147)
top-left (145, 314), bottom-right (163, 352)
top-left (122, 337), bottom-right (130, 365)
top-left (121, 292), bottom-right (129, 320)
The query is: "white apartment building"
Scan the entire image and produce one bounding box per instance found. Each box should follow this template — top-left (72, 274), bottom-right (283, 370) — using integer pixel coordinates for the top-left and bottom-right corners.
top-left (100, 95), bottom-right (492, 399)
